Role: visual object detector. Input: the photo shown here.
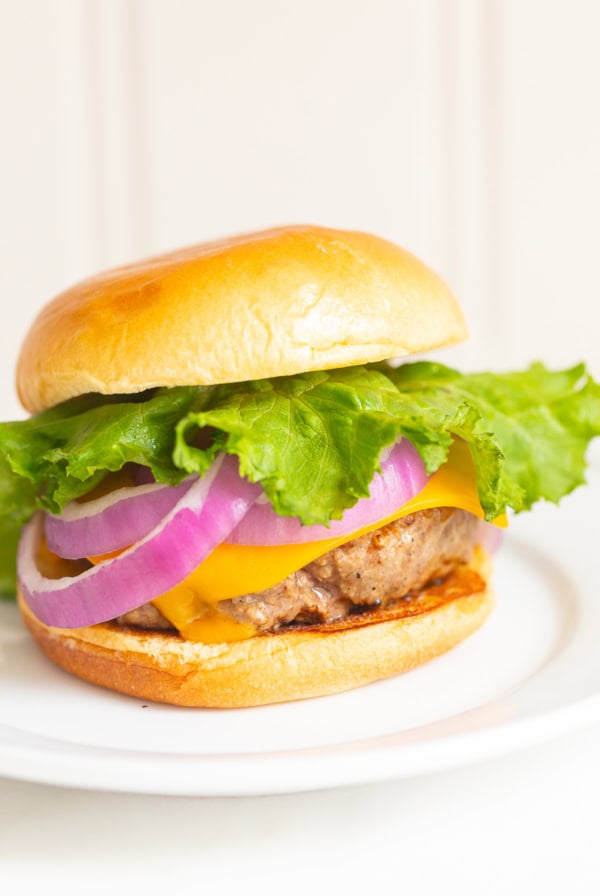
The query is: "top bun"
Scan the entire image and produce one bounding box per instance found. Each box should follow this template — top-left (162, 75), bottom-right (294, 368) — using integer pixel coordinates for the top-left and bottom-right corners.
top-left (17, 225), bottom-right (466, 413)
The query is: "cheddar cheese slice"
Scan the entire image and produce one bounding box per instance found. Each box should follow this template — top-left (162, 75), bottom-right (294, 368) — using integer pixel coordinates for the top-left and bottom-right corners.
top-left (151, 440), bottom-right (505, 642)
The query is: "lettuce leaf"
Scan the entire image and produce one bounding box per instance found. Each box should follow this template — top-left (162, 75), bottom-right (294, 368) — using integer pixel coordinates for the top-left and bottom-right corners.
top-left (1, 361), bottom-right (598, 597)
top-left (383, 361), bottom-right (600, 518)
top-left (173, 367), bottom-right (402, 524)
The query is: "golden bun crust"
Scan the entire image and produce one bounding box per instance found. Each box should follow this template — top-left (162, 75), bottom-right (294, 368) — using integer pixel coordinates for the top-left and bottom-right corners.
top-left (17, 225), bottom-right (466, 413)
top-left (18, 552), bottom-right (493, 708)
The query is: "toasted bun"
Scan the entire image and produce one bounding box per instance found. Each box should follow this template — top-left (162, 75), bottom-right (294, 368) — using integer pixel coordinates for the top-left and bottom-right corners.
top-left (17, 225), bottom-right (466, 413)
top-left (18, 551), bottom-right (492, 708)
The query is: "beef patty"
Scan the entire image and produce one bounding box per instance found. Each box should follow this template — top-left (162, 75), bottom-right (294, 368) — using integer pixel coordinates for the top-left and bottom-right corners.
top-left (116, 507), bottom-right (479, 634)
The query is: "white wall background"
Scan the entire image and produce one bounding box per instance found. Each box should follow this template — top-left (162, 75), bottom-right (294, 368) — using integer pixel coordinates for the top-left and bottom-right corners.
top-left (1, 0), bottom-right (599, 420)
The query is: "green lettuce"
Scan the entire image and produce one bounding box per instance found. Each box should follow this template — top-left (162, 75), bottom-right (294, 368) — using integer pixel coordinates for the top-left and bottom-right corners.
top-left (383, 361), bottom-right (600, 516)
top-left (1, 361), bottom-right (599, 597)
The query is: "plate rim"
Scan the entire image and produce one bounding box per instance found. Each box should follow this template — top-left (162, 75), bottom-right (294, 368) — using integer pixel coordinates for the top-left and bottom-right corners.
top-left (1, 689), bottom-right (599, 796)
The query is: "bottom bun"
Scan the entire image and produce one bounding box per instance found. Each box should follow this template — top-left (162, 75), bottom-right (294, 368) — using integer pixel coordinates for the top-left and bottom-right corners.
top-left (18, 548), bottom-right (493, 708)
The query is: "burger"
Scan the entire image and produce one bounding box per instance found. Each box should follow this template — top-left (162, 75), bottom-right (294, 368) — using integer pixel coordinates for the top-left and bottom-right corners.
top-left (1, 225), bottom-right (598, 707)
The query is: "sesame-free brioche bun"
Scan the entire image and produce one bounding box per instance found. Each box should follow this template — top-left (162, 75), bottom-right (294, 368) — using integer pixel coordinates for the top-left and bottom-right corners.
top-left (17, 225), bottom-right (466, 413)
top-left (18, 552), bottom-right (492, 708)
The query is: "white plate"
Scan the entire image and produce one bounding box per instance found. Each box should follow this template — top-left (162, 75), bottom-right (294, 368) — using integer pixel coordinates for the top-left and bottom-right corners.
top-left (0, 451), bottom-right (598, 797)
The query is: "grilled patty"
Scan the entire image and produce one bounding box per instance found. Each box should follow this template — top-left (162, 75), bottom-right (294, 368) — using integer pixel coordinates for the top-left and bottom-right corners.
top-left (116, 507), bottom-right (479, 634)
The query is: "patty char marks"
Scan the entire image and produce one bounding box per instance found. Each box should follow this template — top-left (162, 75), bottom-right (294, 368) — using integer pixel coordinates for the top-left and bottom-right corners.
top-left (116, 507), bottom-right (480, 635)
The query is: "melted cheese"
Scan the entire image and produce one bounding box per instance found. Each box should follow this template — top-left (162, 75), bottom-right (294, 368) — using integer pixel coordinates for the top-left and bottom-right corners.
top-left (152, 587), bottom-right (257, 644)
top-left (150, 440), bottom-right (506, 642)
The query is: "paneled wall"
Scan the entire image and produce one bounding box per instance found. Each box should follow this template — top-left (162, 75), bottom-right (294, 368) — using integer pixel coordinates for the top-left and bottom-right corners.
top-left (1, 0), bottom-right (599, 419)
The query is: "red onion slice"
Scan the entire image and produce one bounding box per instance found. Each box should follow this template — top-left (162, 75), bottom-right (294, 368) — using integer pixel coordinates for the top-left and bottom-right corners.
top-left (45, 478), bottom-right (195, 559)
top-left (18, 455), bottom-right (261, 629)
top-left (477, 519), bottom-right (505, 554)
top-left (227, 438), bottom-right (428, 546)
